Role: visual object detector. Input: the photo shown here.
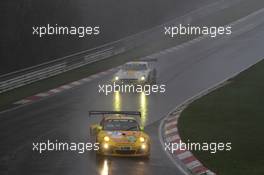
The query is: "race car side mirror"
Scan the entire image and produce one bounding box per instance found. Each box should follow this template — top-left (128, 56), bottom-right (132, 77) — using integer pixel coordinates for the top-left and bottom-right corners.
top-left (97, 126), bottom-right (103, 131)
top-left (91, 124), bottom-right (102, 133)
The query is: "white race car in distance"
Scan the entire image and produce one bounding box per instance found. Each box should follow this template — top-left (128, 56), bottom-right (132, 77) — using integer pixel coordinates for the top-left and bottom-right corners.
top-left (113, 61), bottom-right (156, 84)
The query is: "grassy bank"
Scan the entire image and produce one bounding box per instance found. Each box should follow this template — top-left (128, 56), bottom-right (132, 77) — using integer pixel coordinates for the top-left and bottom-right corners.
top-left (178, 60), bottom-right (264, 175)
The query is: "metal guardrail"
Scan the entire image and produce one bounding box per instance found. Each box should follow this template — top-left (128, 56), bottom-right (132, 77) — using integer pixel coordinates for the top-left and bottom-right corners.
top-left (0, 0), bottom-right (241, 94)
top-left (0, 35), bottom-right (142, 93)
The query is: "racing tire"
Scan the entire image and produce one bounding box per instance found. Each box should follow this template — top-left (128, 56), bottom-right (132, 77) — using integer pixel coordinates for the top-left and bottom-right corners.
top-left (141, 155), bottom-right (150, 161)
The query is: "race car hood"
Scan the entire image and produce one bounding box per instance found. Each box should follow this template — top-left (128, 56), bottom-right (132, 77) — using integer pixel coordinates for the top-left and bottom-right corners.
top-left (115, 70), bottom-right (148, 80)
top-left (104, 131), bottom-right (143, 143)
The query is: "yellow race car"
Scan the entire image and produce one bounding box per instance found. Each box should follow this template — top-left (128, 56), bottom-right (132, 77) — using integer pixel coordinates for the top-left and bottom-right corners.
top-left (89, 111), bottom-right (150, 158)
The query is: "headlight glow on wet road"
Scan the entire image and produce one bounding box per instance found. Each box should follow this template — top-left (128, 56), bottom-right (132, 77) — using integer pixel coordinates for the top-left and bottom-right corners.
top-left (113, 91), bottom-right (121, 111)
top-left (139, 92), bottom-right (148, 127)
top-left (100, 160), bottom-right (109, 175)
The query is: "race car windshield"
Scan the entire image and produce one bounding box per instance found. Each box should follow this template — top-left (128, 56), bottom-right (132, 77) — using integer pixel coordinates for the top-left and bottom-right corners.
top-left (122, 64), bottom-right (147, 71)
top-left (103, 119), bottom-right (140, 131)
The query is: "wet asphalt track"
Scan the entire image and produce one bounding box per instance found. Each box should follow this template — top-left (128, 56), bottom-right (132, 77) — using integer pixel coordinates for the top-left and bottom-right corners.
top-left (1, 9), bottom-right (264, 175)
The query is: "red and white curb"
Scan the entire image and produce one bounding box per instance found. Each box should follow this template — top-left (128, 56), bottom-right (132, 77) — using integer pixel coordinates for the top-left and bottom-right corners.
top-left (10, 54), bottom-right (159, 107)
top-left (10, 55), bottom-right (156, 108)
top-left (159, 82), bottom-right (230, 175)
top-left (13, 67), bottom-right (119, 106)
top-left (162, 107), bottom-right (216, 175)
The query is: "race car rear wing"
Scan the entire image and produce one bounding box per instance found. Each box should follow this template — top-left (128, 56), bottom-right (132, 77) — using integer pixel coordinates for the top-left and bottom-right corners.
top-left (89, 111), bottom-right (141, 118)
top-left (140, 58), bottom-right (157, 62)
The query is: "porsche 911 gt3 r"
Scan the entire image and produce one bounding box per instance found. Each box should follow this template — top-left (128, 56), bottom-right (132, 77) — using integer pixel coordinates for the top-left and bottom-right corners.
top-left (114, 61), bottom-right (156, 84)
top-left (89, 111), bottom-right (150, 157)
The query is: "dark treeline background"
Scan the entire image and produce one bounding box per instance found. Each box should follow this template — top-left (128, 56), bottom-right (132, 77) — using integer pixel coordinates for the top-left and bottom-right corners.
top-left (0, 0), bottom-right (211, 75)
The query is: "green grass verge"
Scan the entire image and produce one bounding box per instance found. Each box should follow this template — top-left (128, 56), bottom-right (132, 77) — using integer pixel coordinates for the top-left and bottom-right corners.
top-left (178, 60), bottom-right (264, 175)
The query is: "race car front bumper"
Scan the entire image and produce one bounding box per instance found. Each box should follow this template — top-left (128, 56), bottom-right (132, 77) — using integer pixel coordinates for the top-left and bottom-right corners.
top-left (97, 142), bottom-right (150, 157)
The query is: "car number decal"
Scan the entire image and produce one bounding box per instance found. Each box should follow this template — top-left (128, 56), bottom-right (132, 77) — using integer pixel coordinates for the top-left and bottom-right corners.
top-left (128, 71), bottom-right (135, 76)
top-left (127, 136), bottom-right (136, 142)
top-left (119, 146), bottom-right (131, 150)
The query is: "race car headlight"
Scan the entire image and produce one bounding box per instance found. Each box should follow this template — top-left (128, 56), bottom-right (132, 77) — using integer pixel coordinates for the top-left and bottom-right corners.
top-left (139, 137), bottom-right (145, 143)
top-left (141, 143), bottom-right (147, 150)
top-left (104, 136), bottom-right (110, 142)
top-left (115, 76), bottom-right (119, 81)
top-left (140, 76), bottom-right (145, 81)
top-left (103, 143), bottom-right (109, 149)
